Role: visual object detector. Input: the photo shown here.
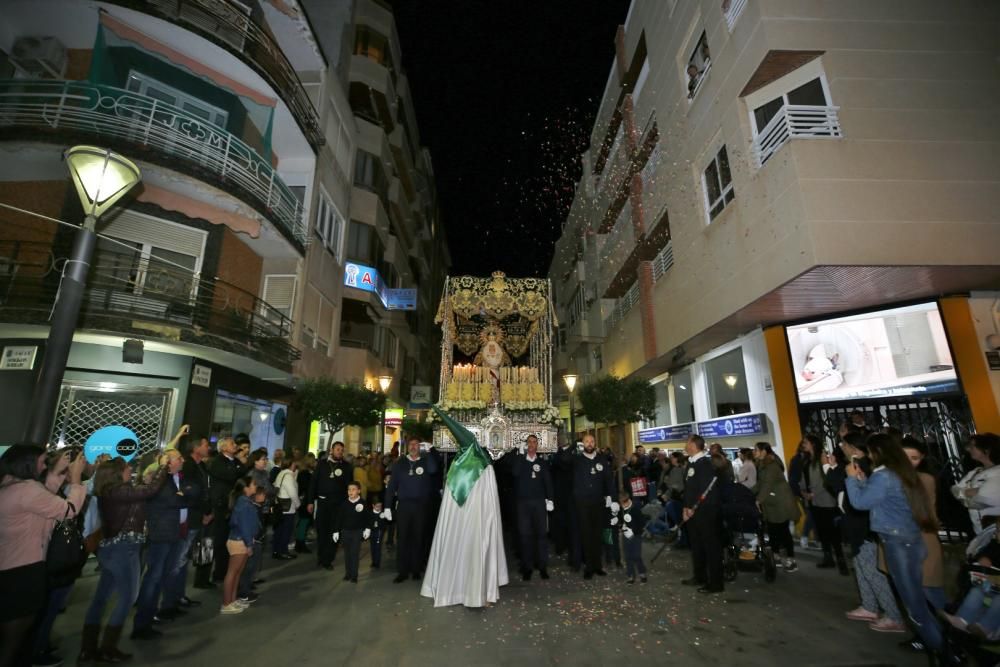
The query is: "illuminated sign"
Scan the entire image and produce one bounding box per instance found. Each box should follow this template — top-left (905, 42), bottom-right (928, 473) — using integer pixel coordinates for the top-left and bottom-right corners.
top-left (384, 408), bottom-right (404, 427)
top-left (84, 425), bottom-right (140, 464)
top-left (344, 263), bottom-right (416, 311)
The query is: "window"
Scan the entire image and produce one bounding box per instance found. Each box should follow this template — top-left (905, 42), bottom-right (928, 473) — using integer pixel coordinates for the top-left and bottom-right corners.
top-left (706, 348), bottom-right (751, 417)
top-left (354, 150), bottom-right (389, 206)
top-left (672, 370), bottom-right (695, 423)
top-left (703, 145), bottom-right (734, 221)
top-left (354, 25), bottom-right (395, 74)
top-left (346, 221), bottom-right (382, 265)
top-left (686, 32), bottom-right (711, 100)
top-left (752, 77), bottom-right (830, 135)
top-left (315, 190), bottom-right (345, 261)
top-left (126, 71), bottom-right (228, 128)
top-left (633, 58), bottom-right (650, 105)
top-left (385, 330), bottom-right (398, 369)
top-left (641, 381), bottom-right (670, 430)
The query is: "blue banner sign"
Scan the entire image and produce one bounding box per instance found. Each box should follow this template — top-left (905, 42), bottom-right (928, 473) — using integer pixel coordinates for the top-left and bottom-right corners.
top-left (696, 413), bottom-right (768, 439)
top-left (638, 423), bottom-right (696, 443)
top-left (84, 425), bottom-right (140, 464)
top-left (385, 287), bottom-right (417, 310)
top-left (344, 263), bottom-right (416, 311)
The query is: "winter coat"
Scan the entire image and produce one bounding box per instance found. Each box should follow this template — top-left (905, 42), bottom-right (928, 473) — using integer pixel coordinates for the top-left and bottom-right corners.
top-left (753, 457), bottom-right (801, 524)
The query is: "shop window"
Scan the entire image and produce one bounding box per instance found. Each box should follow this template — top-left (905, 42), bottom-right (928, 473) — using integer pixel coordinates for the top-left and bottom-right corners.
top-left (686, 32), bottom-right (711, 100)
top-left (703, 145), bottom-right (734, 221)
top-left (641, 381), bottom-right (671, 429)
top-left (706, 348), bottom-right (751, 417)
top-left (672, 370), bottom-right (695, 423)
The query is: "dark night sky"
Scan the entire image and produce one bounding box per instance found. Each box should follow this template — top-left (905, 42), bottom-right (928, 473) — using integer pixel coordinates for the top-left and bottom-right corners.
top-left (387, 0), bottom-right (630, 278)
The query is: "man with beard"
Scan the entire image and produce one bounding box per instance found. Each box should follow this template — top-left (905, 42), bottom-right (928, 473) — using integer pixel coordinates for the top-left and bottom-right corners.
top-left (307, 441), bottom-right (352, 570)
top-left (562, 434), bottom-right (615, 579)
top-left (511, 434), bottom-right (554, 580)
top-left (384, 437), bottom-right (440, 583)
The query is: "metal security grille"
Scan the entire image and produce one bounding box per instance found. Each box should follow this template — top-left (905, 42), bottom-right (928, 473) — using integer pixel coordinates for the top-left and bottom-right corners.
top-left (51, 383), bottom-right (174, 457)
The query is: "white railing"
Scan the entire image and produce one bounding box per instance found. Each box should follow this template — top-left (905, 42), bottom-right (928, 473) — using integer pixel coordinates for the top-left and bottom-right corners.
top-left (603, 280), bottom-right (640, 334)
top-left (0, 80), bottom-right (307, 245)
top-left (724, 0), bottom-right (748, 31)
top-left (751, 104), bottom-right (842, 168)
top-left (651, 241), bottom-right (674, 283)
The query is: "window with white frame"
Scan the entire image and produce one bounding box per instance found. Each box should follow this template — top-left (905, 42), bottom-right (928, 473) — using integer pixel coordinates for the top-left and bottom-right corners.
top-left (686, 32), bottom-right (711, 100)
top-left (632, 57), bottom-right (650, 105)
top-left (315, 189), bottom-right (345, 262)
top-left (703, 145), bottom-right (734, 221)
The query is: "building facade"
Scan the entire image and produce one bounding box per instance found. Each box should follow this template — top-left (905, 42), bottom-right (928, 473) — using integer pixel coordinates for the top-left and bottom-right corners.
top-left (0, 0), bottom-right (448, 457)
top-left (550, 0), bottom-right (1000, 461)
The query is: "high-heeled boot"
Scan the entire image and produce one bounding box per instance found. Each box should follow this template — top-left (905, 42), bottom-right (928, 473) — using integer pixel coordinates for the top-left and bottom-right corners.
top-left (99, 625), bottom-right (133, 662)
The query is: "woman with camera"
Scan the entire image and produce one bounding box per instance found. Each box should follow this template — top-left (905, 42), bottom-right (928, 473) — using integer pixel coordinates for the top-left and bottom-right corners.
top-left (0, 444), bottom-right (86, 667)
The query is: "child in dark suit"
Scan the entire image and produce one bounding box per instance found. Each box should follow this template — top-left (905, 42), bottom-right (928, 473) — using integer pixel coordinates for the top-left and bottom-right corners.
top-left (618, 492), bottom-right (648, 583)
top-left (370, 501), bottom-right (384, 568)
top-left (333, 482), bottom-right (374, 582)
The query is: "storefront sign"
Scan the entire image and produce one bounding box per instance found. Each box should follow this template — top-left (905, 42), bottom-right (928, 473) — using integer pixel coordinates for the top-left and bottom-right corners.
top-left (191, 364), bottom-right (212, 387)
top-left (0, 345), bottom-right (37, 370)
top-left (84, 425), bottom-right (140, 464)
top-left (384, 408), bottom-right (404, 427)
top-left (638, 423), bottom-right (695, 443)
top-left (385, 288), bottom-right (417, 311)
top-left (696, 413), bottom-right (768, 439)
top-left (410, 385), bottom-right (432, 408)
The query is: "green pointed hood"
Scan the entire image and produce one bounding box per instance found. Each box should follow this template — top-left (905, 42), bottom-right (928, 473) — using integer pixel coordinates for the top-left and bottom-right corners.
top-left (433, 405), bottom-right (491, 507)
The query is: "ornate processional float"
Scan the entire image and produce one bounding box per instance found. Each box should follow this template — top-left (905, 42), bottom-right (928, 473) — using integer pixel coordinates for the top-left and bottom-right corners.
top-left (432, 272), bottom-right (560, 457)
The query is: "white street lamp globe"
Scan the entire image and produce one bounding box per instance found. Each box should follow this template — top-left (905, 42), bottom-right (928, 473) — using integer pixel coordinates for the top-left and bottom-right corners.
top-left (378, 375), bottom-right (393, 393)
top-left (65, 145), bottom-right (141, 218)
top-left (563, 374), bottom-right (578, 393)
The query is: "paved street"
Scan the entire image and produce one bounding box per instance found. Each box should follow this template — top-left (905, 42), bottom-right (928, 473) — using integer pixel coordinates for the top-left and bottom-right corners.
top-left (51, 540), bottom-right (923, 666)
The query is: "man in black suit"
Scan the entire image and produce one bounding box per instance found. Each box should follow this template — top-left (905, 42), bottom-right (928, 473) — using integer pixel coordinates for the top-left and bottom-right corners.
top-left (681, 434), bottom-right (724, 594)
top-left (511, 434), bottom-right (555, 581)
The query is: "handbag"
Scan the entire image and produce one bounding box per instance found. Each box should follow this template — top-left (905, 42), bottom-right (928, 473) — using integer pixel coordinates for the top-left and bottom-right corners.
top-left (192, 535), bottom-right (214, 567)
top-left (274, 470), bottom-right (292, 514)
top-left (46, 503), bottom-right (86, 587)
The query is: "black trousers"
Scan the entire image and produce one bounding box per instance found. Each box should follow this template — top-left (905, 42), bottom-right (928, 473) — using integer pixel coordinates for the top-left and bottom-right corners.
top-left (341, 529), bottom-right (362, 579)
top-left (396, 500), bottom-right (428, 576)
top-left (688, 507), bottom-right (723, 589)
top-left (575, 498), bottom-right (605, 574)
top-left (811, 506), bottom-right (845, 561)
top-left (766, 521), bottom-right (795, 559)
top-left (315, 499), bottom-right (340, 567)
top-left (517, 499), bottom-right (548, 572)
top-left (211, 512), bottom-right (230, 582)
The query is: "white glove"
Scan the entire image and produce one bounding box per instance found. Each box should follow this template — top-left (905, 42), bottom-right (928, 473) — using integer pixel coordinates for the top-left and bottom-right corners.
top-left (623, 527), bottom-right (634, 540)
top-left (610, 501), bottom-right (620, 514)
top-left (610, 516), bottom-right (619, 526)
top-left (333, 532), bottom-right (340, 543)
top-left (605, 496), bottom-right (612, 508)
top-left (545, 499), bottom-right (554, 512)
top-left (383, 508), bottom-right (393, 522)
top-left (362, 528), bottom-right (371, 541)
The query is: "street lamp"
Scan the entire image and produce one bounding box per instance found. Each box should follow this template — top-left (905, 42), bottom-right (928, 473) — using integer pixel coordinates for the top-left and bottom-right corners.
top-left (25, 146), bottom-right (141, 445)
top-left (378, 374), bottom-right (393, 454)
top-left (563, 374), bottom-right (578, 443)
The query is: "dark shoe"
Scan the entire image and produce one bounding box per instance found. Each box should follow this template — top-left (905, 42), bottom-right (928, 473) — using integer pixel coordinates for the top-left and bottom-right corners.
top-left (238, 592), bottom-right (259, 604)
top-left (322, 564), bottom-right (334, 571)
top-left (521, 570), bottom-right (532, 581)
top-left (681, 577), bottom-right (703, 586)
top-left (899, 637), bottom-right (924, 653)
top-left (130, 626), bottom-right (162, 640)
top-left (595, 569), bottom-right (607, 576)
top-left (837, 560), bottom-right (850, 576)
top-left (583, 571), bottom-right (593, 580)
top-left (697, 585), bottom-right (724, 594)
top-left (343, 574), bottom-right (351, 581)
top-left (539, 569), bottom-right (550, 580)
top-left (640, 575), bottom-right (648, 584)
top-left (252, 578), bottom-right (266, 585)
top-left (350, 577), bottom-right (358, 583)
top-left (78, 624), bottom-right (101, 663)
top-left (372, 564), bottom-right (381, 569)
top-left (100, 625), bottom-right (133, 662)
top-left (156, 608), bottom-right (183, 620)
top-left (294, 541), bottom-right (312, 554)
top-left (178, 596), bottom-right (201, 607)
top-left (626, 577), bottom-right (636, 584)
top-left (393, 574), bottom-right (407, 583)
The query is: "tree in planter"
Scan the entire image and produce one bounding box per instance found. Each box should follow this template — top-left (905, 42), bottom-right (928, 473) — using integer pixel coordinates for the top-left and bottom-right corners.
top-left (295, 379), bottom-right (385, 437)
top-left (401, 417), bottom-right (433, 442)
top-left (576, 374), bottom-right (657, 463)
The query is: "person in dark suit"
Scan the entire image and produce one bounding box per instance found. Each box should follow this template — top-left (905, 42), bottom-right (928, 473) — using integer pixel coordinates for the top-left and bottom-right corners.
top-left (207, 437), bottom-right (249, 583)
top-left (552, 440), bottom-right (582, 570)
top-left (682, 434), bottom-right (724, 593)
top-left (306, 441), bottom-right (352, 570)
top-left (384, 437), bottom-right (440, 583)
top-left (560, 434), bottom-right (616, 579)
top-left (511, 434), bottom-right (555, 580)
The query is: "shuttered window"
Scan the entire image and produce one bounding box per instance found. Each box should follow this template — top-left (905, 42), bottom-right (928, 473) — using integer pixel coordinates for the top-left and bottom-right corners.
top-left (101, 210), bottom-right (207, 263)
top-left (261, 274), bottom-right (297, 320)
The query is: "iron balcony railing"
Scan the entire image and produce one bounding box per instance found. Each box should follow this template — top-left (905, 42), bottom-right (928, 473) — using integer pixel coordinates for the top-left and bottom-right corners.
top-left (0, 239), bottom-right (300, 370)
top-left (752, 104), bottom-right (843, 168)
top-left (110, 0), bottom-right (323, 148)
top-left (603, 280), bottom-right (640, 335)
top-left (651, 241), bottom-right (675, 283)
top-left (0, 80), bottom-right (308, 246)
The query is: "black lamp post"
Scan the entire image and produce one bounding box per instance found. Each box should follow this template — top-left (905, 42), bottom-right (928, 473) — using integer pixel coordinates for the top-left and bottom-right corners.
top-left (563, 374), bottom-right (578, 443)
top-left (24, 146), bottom-right (141, 445)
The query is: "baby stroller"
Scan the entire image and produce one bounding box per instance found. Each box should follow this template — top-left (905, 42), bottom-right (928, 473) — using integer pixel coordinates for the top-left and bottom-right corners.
top-left (720, 482), bottom-right (777, 583)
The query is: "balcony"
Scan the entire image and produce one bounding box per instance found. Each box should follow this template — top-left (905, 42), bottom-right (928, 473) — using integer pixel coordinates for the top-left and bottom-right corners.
top-left (106, 0), bottom-right (322, 148)
top-left (602, 281), bottom-right (640, 335)
top-left (0, 240), bottom-right (300, 370)
top-left (0, 80), bottom-right (307, 247)
top-left (724, 0), bottom-right (749, 32)
top-left (752, 104), bottom-right (842, 168)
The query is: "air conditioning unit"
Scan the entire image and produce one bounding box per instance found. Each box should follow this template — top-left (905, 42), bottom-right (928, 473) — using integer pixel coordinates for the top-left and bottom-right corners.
top-left (10, 36), bottom-right (66, 79)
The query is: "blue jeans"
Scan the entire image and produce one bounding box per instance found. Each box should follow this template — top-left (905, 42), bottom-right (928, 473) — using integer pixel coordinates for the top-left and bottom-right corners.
top-left (162, 528), bottom-right (199, 611)
top-left (273, 513), bottom-right (294, 555)
top-left (881, 534), bottom-right (943, 651)
top-left (85, 542), bottom-right (142, 627)
top-left (623, 534), bottom-right (646, 578)
top-left (134, 540), bottom-right (184, 629)
top-left (33, 584), bottom-right (73, 656)
top-left (957, 586), bottom-right (1000, 633)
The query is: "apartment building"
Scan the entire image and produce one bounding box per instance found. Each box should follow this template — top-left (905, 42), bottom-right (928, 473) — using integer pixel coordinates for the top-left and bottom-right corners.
top-left (0, 0), bottom-right (338, 454)
top-left (335, 0), bottom-right (450, 451)
top-left (551, 0), bottom-right (1000, 460)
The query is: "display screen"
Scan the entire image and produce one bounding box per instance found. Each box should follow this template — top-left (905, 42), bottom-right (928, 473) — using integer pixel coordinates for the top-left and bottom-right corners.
top-left (786, 302), bottom-right (959, 404)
